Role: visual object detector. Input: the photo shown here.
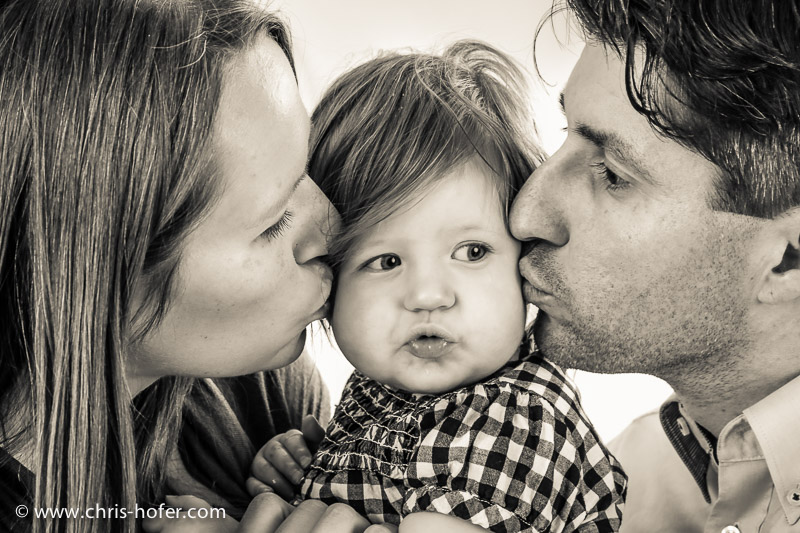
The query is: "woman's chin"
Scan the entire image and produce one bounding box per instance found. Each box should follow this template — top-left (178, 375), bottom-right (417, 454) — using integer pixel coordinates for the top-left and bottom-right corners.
top-left (264, 328), bottom-right (308, 370)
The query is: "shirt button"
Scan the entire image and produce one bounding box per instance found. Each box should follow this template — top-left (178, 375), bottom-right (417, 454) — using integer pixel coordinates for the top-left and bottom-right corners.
top-left (787, 485), bottom-right (800, 506)
top-left (721, 527), bottom-right (740, 533)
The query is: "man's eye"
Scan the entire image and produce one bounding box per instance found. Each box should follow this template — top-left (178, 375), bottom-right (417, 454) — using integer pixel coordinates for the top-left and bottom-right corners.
top-left (590, 161), bottom-right (631, 191)
top-left (452, 243), bottom-right (491, 262)
top-left (363, 254), bottom-right (401, 271)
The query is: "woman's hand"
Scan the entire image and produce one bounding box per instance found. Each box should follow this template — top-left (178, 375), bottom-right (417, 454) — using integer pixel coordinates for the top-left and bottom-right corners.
top-left (238, 493), bottom-right (397, 532)
top-left (247, 415), bottom-right (325, 500)
top-left (142, 493), bottom-right (397, 533)
top-left (141, 495), bottom-right (237, 533)
top-left (399, 512), bottom-right (487, 532)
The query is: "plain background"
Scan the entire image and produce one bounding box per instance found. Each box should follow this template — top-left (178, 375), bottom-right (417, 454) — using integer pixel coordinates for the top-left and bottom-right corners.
top-left (271, 0), bottom-right (674, 442)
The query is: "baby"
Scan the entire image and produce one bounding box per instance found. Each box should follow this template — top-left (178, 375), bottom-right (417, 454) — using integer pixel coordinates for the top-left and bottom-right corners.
top-left (250, 41), bottom-right (626, 532)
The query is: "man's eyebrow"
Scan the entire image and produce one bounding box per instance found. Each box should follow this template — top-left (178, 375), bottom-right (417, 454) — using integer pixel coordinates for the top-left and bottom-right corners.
top-left (573, 122), bottom-right (661, 186)
top-left (559, 92), bottom-right (566, 115)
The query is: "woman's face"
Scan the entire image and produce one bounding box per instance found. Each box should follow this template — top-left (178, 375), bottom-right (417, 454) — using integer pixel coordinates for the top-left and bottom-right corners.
top-left (129, 37), bottom-right (335, 392)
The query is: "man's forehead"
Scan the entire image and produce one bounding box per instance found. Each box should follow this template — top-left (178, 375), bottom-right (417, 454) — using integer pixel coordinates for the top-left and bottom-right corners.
top-left (562, 46), bottom-right (656, 170)
top-left (562, 43), bottom-right (721, 196)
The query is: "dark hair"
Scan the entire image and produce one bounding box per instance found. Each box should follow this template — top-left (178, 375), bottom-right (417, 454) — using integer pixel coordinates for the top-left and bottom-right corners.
top-left (0, 1), bottom-right (292, 531)
top-left (309, 40), bottom-right (544, 274)
top-left (547, 0), bottom-right (800, 218)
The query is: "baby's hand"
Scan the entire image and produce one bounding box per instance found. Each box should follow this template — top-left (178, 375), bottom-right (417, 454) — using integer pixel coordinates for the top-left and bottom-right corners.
top-left (141, 495), bottom-right (237, 533)
top-left (247, 415), bottom-right (325, 501)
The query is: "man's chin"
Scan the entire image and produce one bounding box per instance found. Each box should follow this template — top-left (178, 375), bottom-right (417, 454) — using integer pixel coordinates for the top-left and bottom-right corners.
top-left (532, 315), bottom-right (609, 372)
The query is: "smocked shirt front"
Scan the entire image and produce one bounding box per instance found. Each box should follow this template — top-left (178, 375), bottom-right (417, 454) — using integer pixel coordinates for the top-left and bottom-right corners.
top-left (300, 347), bottom-right (626, 532)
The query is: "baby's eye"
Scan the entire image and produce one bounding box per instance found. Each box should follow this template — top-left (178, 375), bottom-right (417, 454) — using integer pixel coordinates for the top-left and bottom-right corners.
top-left (452, 243), bottom-right (491, 262)
top-left (364, 254), bottom-right (402, 271)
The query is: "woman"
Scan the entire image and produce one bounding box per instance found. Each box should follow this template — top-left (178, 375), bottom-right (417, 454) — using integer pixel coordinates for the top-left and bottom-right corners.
top-left (0, 1), bottom-right (388, 531)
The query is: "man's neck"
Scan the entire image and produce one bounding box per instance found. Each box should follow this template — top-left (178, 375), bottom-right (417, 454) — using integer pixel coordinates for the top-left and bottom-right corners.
top-left (670, 370), bottom-right (798, 437)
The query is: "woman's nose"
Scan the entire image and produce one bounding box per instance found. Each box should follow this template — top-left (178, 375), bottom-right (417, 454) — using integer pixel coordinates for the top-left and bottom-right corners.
top-left (509, 154), bottom-right (570, 247)
top-left (293, 176), bottom-right (341, 265)
top-left (403, 268), bottom-right (456, 313)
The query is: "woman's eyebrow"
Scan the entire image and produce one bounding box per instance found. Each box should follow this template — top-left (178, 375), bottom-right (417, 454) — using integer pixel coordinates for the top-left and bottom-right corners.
top-left (252, 173), bottom-right (305, 230)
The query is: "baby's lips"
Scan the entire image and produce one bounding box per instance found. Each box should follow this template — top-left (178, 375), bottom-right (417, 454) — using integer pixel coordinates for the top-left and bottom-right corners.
top-left (406, 337), bottom-right (454, 359)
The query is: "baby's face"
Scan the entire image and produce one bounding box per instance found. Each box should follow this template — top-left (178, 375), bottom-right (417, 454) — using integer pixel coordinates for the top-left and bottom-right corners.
top-left (331, 157), bottom-right (526, 394)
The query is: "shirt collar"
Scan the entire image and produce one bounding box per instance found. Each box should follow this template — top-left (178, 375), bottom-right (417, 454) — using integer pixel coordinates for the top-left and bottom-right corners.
top-left (660, 374), bottom-right (800, 523)
top-left (659, 397), bottom-right (713, 503)
top-left (742, 373), bottom-right (800, 524)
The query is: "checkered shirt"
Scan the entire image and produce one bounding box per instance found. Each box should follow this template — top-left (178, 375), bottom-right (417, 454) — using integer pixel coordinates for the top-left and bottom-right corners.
top-left (300, 345), bottom-right (626, 532)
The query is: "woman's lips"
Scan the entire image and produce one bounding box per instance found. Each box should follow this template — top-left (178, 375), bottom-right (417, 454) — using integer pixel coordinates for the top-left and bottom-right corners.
top-left (406, 336), bottom-right (454, 359)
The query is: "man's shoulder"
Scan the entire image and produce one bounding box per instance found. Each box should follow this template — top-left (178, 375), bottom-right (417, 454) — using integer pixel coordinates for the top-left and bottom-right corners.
top-left (609, 410), bottom-right (710, 532)
top-left (609, 409), bottom-right (665, 458)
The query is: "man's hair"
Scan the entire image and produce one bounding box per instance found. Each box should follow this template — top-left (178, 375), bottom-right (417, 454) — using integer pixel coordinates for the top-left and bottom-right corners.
top-left (310, 40), bottom-right (544, 272)
top-left (554, 0), bottom-right (800, 218)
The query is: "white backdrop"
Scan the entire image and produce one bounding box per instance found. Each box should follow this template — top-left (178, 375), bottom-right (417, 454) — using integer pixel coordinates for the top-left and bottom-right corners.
top-left (272, 0), bottom-right (673, 442)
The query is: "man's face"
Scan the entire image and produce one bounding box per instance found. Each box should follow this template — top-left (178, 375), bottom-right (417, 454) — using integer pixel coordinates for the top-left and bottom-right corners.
top-left (509, 43), bottom-right (760, 376)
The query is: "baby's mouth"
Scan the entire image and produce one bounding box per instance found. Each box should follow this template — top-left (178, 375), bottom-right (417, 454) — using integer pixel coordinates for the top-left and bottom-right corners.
top-left (406, 335), bottom-right (454, 359)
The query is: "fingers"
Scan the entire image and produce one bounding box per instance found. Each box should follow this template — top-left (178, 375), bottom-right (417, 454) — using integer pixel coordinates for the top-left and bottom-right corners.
top-left (282, 429), bottom-right (313, 469)
top-left (250, 453), bottom-right (296, 501)
top-left (274, 501), bottom-right (369, 533)
top-left (245, 475), bottom-right (274, 498)
top-left (366, 524), bottom-right (399, 533)
top-left (241, 496), bottom-right (383, 533)
top-left (273, 499), bottom-right (329, 532)
top-left (301, 415), bottom-right (326, 453)
top-left (238, 492), bottom-right (294, 532)
top-left (140, 495), bottom-right (237, 533)
top-left (399, 512), bottom-right (487, 532)
top-left (310, 503), bottom-right (371, 533)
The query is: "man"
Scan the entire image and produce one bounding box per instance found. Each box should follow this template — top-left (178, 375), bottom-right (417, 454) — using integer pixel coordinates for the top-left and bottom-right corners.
top-left (509, 1), bottom-right (800, 531)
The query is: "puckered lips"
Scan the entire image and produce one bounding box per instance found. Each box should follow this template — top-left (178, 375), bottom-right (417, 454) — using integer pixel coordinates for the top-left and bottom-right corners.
top-left (404, 324), bottom-right (457, 359)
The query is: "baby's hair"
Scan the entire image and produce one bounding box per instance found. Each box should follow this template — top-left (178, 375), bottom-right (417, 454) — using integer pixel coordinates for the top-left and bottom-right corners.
top-left (309, 39), bottom-right (545, 272)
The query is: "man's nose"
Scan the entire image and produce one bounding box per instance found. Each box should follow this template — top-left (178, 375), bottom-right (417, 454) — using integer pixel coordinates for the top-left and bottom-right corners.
top-left (403, 267), bottom-right (456, 313)
top-left (509, 154), bottom-right (570, 247)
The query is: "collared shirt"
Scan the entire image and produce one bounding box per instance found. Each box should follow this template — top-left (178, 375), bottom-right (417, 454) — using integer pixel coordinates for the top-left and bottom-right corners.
top-left (301, 346), bottom-right (626, 532)
top-left (610, 374), bottom-right (800, 533)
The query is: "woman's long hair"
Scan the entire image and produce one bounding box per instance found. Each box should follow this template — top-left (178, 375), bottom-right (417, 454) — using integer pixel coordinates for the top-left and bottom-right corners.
top-left (0, 1), bottom-right (293, 531)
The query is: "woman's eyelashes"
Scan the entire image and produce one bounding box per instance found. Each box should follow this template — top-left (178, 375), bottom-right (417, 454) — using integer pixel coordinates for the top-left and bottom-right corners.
top-left (359, 243), bottom-right (493, 272)
top-left (260, 211), bottom-right (293, 242)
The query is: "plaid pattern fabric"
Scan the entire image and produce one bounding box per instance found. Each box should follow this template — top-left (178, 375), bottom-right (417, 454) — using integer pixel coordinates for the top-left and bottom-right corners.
top-left (300, 344), bottom-right (626, 532)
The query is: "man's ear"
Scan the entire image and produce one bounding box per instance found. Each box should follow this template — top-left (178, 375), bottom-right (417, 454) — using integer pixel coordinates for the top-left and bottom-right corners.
top-left (758, 209), bottom-right (800, 305)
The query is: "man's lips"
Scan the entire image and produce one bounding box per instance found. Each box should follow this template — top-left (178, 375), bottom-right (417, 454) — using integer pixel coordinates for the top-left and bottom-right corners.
top-left (523, 281), bottom-right (555, 305)
top-left (519, 258), bottom-right (556, 298)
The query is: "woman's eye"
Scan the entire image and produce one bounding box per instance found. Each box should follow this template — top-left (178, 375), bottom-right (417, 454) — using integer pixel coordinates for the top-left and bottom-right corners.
top-left (364, 254), bottom-right (401, 271)
top-left (453, 243), bottom-right (491, 262)
top-left (260, 211), bottom-right (293, 242)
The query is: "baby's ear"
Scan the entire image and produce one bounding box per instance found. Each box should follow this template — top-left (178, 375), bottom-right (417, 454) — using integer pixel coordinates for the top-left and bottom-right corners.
top-left (757, 208), bottom-right (800, 305)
